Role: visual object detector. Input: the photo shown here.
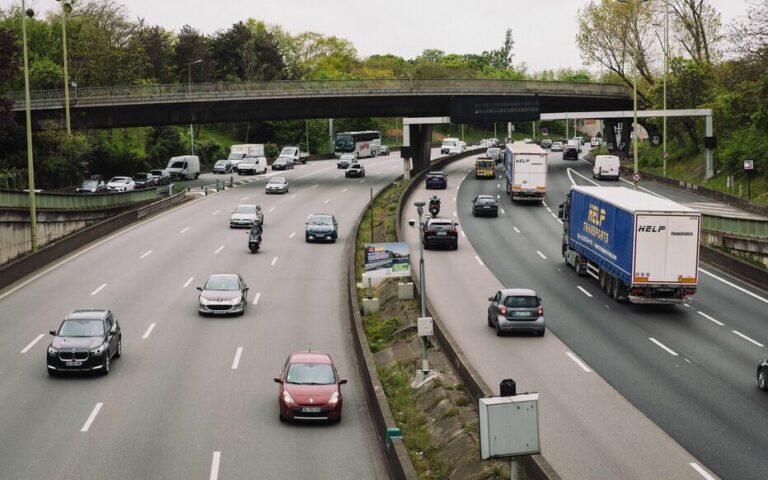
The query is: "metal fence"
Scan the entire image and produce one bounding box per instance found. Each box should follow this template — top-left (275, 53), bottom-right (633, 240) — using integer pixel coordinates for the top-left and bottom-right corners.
top-left (0, 188), bottom-right (158, 210)
top-left (5, 79), bottom-right (631, 111)
top-left (702, 215), bottom-right (768, 239)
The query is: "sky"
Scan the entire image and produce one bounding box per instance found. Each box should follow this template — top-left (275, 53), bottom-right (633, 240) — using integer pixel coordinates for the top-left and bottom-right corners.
top-left (6, 0), bottom-right (752, 72)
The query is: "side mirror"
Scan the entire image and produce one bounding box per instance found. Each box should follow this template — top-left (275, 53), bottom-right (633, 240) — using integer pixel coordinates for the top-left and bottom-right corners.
top-left (454, 222), bottom-right (459, 227)
top-left (408, 219), bottom-right (415, 227)
top-left (196, 286), bottom-right (203, 292)
top-left (339, 378), bottom-right (348, 385)
top-left (49, 330), bottom-right (56, 336)
top-left (488, 297), bottom-right (494, 302)
top-left (273, 377), bottom-right (283, 383)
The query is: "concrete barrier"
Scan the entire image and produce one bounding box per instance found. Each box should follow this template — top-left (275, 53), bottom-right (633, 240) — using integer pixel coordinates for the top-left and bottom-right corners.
top-left (700, 245), bottom-right (768, 291)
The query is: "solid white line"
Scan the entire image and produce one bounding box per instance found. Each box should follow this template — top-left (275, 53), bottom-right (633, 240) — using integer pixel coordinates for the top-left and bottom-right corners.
top-left (475, 256), bottom-right (485, 266)
top-left (142, 323), bottom-right (156, 339)
top-left (179, 227), bottom-right (190, 234)
top-left (268, 207), bottom-right (275, 212)
top-left (699, 268), bottom-right (768, 305)
top-left (461, 231), bottom-right (466, 238)
top-left (542, 201), bottom-right (549, 208)
top-left (211, 210), bottom-right (220, 216)
top-left (359, 179), bottom-right (365, 183)
top-left (567, 168), bottom-right (599, 187)
top-left (90, 283), bottom-right (106, 296)
top-left (20, 334), bottom-right (45, 354)
top-left (557, 219), bottom-right (564, 224)
top-left (536, 251), bottom-right (547, 260)
top-left (545, 207), bottom-right (552, 212)
top-left (290, 194), bottom-right (297, 199)
top-left (732, 330), bottom-right (765, 347)
top-left (497, 183), bottom-right (500, 188)
top-left (453, 211), bottom-right (457, 217)
top-left (231, 347), bottom-right (243, 370)
top-left (342, 188), bottom-right (348, 193)
top-left (452, 197), bottom-right (456, 202)
top-left (214, 245), bottom-right (224, 254)
top-left (619, 177), bottom-right (667, 198)
top-left (311, 184), bottom-right (319, 188)
top-left (252, 292), bottom-right (261, 305)
top-left (289, 232), bottom-right (296, 239)
top-left (566, 352), bottom-right (592, 372)
top-left (697, 311), bottom-right (724, 326)
top-left (513, 227), bottom-right (521, 233)
top-left (324, 199), bottom-right (331, 204)
top-left (271, 256), bottom-right (278, 266)
top-left (183, 276), bottom-right (194, 288)
top-left (550, 212), bottom-right (559, 220)
top-left (210, 451), bottom-right (221, 480)
top-left (240, 196), bottom-right (249, 201)
top-left (139, 250), bottom-right (153, 260)
top-left (649, 337), bottom-right (679, 356)
top-left (500, 208), bottom-right (506, 215)
top-left (577, 286), bottom-right (593, 298)
top-left (80, 403), bottom-right (103, 432)
top-left (689, 463), bottom-right (717, 480)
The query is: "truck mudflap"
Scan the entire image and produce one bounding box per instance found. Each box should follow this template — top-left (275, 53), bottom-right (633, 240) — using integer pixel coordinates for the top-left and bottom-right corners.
top-left (627, 296), bottom-right (689, 305)
top-left (511, 191), bottom-right (545, 201)
top-left (627, 286), bottom-right (697, 304)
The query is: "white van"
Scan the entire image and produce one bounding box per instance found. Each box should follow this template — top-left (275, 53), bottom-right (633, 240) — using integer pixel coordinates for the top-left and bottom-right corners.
top-left (166, 155), bottom-right (200, 180)
top-left (236, 156), bottom-right (268, 175)
top-left (593, 155), bottom-right (620, 180)
top-left (440, 138), bottom-right (461, 154)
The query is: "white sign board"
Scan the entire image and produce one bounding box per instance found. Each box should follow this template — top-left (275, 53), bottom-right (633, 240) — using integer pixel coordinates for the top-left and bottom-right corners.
top-left (417, 317), bottom-right (433, 337)
top-left (479, 393), bottom-right (540, 459)
top-left (744, 160), bottom-right (754, 171)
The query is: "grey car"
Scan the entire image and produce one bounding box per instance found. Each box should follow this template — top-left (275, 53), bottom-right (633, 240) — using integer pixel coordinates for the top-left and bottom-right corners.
top-left (337, 153), bottom-right (356, 169)
top-left (229, 204), bottom-right (264, 228)
top-left (265, 176), bottom-right (289, 194)
top-left (487, 289), bottom-right (545, 336)
top-left (197, 274), bottom-right (248, 316)
top-left (379, 145), bottom-right (390, 156)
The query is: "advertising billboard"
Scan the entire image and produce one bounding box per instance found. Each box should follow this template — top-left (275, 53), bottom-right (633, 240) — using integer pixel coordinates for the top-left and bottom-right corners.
top-left (364, 242), bottom-right (411, 279)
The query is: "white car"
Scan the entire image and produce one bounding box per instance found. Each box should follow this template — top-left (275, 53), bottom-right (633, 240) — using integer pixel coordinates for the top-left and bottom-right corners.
top-left (448, 145), bottom-right (463, 155)
top-left (550, 142), bottom-right (564, 152)
top-left (106, 176), bottom-right (135, 192)
top-left (229, 204), bottom-right (263, 228)
top-left (591, 137), bottom-right (601, 147)
top-left (265, 177), bottom-right (289, 194)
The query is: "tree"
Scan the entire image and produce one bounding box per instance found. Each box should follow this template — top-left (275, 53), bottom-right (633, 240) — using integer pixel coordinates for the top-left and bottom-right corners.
top-left (668, 0), bottom-right (722, 65)
top-left (0, 27), bottom-right (20, 144)
top-left (483, 28), bottom-right (515, 70)
top-left (136, 25), bottom-right (174, 83)
top-left (727, 0), bottom-right (768, 61)
top-left (172, 25), bottom-right (212, 83)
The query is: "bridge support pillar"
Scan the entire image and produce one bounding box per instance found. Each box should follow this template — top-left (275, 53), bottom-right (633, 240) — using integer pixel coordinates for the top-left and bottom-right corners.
top-left (408, 124), bottom-right (433, 173)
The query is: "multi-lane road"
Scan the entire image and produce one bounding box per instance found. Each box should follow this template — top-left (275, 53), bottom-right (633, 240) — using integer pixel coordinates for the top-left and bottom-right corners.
top-left (0, 154), bottom-right (411, 479)
top-left (402, 149), bottom-right (767, 479)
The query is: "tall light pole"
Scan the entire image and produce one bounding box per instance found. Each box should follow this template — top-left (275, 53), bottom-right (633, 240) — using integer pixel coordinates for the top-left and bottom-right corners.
top-left (663, 0), bottom-right (668, 177)
top-left (187, 59), bottom-right (202, 155)
top-left (55, 0), bottom-right (72, 135)
top-left (414, 200), bottom-right (429, 374)
top-left (21, 3), bottom-right (38, 252)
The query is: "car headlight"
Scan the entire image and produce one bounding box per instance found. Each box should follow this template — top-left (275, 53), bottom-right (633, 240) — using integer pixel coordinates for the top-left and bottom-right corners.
top-left (282, 391), bottom-right (295, 405)
top-left (232, 296), bottom-right (242, 305)
top-left (90, 344), bottom-right (106, 355)
top-left (47, 345), bottom-right (58, 356)
top-left (199, 296), bottom-right (209, 305)
top-left (328, 392), bottom-right (340, 405)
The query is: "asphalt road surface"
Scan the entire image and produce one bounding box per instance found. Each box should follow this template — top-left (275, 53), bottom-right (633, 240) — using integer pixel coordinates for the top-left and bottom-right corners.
top-left (0, 152), bottom-right (410, 480)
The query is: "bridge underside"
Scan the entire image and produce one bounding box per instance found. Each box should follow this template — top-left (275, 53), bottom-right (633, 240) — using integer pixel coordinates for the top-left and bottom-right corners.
top-left (24, 94), bottom-right (631, 130)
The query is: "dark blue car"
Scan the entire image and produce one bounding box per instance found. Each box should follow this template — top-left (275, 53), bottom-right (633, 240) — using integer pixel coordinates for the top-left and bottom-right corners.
top-left (425, 171), bottom-right (448, 189)
top-left (305, 214), bottom-right (339, 243)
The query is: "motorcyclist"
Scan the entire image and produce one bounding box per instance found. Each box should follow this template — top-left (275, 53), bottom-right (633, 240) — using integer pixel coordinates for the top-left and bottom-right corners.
top-left (428, 195), bottom-right (441, 216)
top-left (249, 221), bottom-right (262, 239)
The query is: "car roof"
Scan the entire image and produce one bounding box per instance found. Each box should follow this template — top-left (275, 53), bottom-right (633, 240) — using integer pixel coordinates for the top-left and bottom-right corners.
top-left (427, 171), bottom-right (446, 175)
top-left (428, 217), bottom-right (454, 224)
top-left (207, 273), bottom-right (240, 281)
top-left (269, 177), bottom-right (287, 182)
top-left (235, 204), bottom-right (257, 208)
top-left (65, 310), bottom-right (108, 320)
top-left (310, 213), bottom-right (334, 220)
top-left (477, 194), bottom-right (495, 200)
top-left (500, 288), bottom-right (538, 297)
top-left (289, 351), bottom-right (333, 364)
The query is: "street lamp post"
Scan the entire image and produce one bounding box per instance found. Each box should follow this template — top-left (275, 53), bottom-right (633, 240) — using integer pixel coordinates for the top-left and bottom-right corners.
top-left (414, 201), bottom-right (429, 374)
top-left (663, 0), bottom-right (668, 177)
top-left (55, 0), bottom-right (72, 135)
top-left (21, 2), bottom-right (38, 252)
top-left (187, 59), bottom-right (202, 155)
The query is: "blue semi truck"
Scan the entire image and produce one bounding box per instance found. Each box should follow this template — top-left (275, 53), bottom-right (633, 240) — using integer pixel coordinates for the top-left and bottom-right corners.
top-left (559, 186), bottom-right (701, 304)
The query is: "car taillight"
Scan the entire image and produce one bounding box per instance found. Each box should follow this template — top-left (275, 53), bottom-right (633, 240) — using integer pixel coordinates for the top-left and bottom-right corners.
top-left (497, 306), bottom-right (507, 315)
top-left (448, 228), bottom-right (457, 235)
top-left (426, 228), bottom-right (435, 234)
top-left (537, 306), bottom-right (544, 316)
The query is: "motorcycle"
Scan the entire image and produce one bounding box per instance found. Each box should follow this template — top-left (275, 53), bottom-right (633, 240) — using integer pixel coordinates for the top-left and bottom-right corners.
top-left (247, 227), bottom-right (262, 253)
top-left (428, 197), bottom-right (441, 217)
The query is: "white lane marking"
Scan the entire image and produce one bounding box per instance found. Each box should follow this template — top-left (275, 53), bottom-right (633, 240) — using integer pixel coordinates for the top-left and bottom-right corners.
top-left (342, 188), bottom-right (348, 193)
top-left (497, 194), bottom-right (500, 199)
top-left (139, 250), bottom-right (153, 260)
top-left (252, 292), bottom-right (261, 305)
top-left (513, 227), bottom-right (521, 233)
top-left (500, 208), bottom-right (506, 215)
top-left (497, 183), bottom-right (500, 189)
top-left (359, 179), bottom-right (365, 183)
top-left (21, 334), bottom-right (45, 354)
top-left (142, 323), bottom-right (156, 339)
top-left (214, 245), bottom-right (224, 254)
top-left (324, 199), bottom-right (331, 204)
top-left (240, 196), bottom-right (250, 201)
top-left (545, 207), bottom-right (552, 213)
top-left (536, 251), bottom-right (547, 260)
top-left (475, 256), bottom-right (485, 266)
top-left (268, 207), bottom-right (275, 213)
top-left (289, 232), bottom-right (296, 239)
top-left (461, 231), bottom-right (466, 238)
top-left (452, 197), bottom-right (456, 202)
top-left (231, 347), bottom-right (243, 370)
top-left (179, 227), bottom-right (190, 234)
top-left (183, 276), bottom-right (194, 288)
top-left (732, 330), bottom-right (765, 347)
top-left (619, 177), bottom-right (666, 198)
top-left (90, 283), bottom-right (107, 296)
top-left (211, 210), bottom-right (221, 216)
top-left (697, 311), bottom-right (724, 326)
top-left (210, 451), bottom-right (221, 480)
top-left (699, 268), bottom-right (768, 305)
top-left (453, 211), bottom-right (457, 217)
top-left (290, 194), bottom-right (297, 199)
top-left (689, 463), bottom-right (717, 480)
top-left (271, 256), bottom-right (278, 266)
top-left (334, 175), bottom-right (339, 179)
top-left (311, 184), bottom-right (319, 188)
top-left (550, 212), bottom-right (559, 220)
top-left (577, 286), bottom-right (593, 298)
top-left (566, 352), bottom-right (592, 373)
top-left (80, 403), bottom-right (103, 432)
top-left (542, 201), bottom-right (549, 208)
top-left (567, 168), bottom-right (599, 187)
top-left (557, 218), bottom-right (564, 224)
top-left (649, 337), bottom-right (679, 356)
top-left (683, 303), bottom-right (692, 308)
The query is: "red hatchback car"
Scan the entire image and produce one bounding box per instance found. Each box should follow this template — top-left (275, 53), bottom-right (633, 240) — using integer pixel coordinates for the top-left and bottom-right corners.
top-left (274, 351), bottom-right (347, 423)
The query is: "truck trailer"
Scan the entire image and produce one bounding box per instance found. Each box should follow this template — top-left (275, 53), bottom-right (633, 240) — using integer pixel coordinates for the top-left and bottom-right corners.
top-left (559, 186), bottom-right (700, 304)
top-left (504, 143), bottom-right (547, 201)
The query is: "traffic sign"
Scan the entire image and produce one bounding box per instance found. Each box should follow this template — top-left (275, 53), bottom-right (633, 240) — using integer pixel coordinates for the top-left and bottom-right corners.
top-left (632, 173), bottom-right (641, 183)
top-left (541, 127), bottom-right (548, 136)
top-left (744, 160), bottom-right (754, 171)
top-left (663, 151), bottom-right (669, 159)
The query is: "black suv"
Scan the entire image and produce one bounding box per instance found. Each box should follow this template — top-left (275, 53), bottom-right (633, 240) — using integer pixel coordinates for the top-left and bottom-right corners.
top-left (422, 218), bottom-right (459, 250)
top-left (563, 145), bottom-right (579, 160)
top-left (47, 310), bottom-right (122, 376)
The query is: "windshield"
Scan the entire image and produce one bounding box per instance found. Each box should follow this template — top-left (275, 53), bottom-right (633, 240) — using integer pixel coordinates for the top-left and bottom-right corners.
top-left (58, 319), bottom-right (104, 337)
top-left (335, 135), bottom-right (353, 150)
top-left (170, 161), bottom-right (184, 168)
top-left (214, 160), bottom-right (227, 167)
top-left (270, 178), bottom-right (286, 184)
top-left (309, 216), bottom-right (332, 226)
top-left (286, 363), bottom-right (335, 385)
top-left (477, 197), bottom-right (495, 204)
top-left (427, 172), bottom-right (445, 177)
top-left (340, 154), bottom-right (355, 161)
top-left (442, 140), bottom-right (456, 146)
top-left (234, 206), bottom-right (257, 214)
top-left (150, 170), bottom-right (163, 176)
top-left (280, 148), bottom-right (296, 155)
top-left (228, 153), bottom-right (245, 160)
top-left (204, 276), bottom-right (240, 291)
top-left (504, 296), bottom-right (539, 308)
top-left (133, 175), bottom-right (146, 181)
top-left (81, 180), bottom-right (97, 188)
top-left (110, 178), bottom-right (126, 183)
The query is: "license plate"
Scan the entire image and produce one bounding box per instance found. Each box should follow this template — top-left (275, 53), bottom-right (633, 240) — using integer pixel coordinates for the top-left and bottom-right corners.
top-left (483, 206), bottom-right (490, 209)
top-left (66, 361), bottom-right (82, 367)
top-left (301, 407), bottom-right (321, 413)
top-left (437, 232), bottom-right (447, 236)
top-left (513, 311), bottom-right (529, 317)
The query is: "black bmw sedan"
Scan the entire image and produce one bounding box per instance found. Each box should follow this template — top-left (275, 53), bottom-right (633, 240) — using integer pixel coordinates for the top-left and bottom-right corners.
top-left (46, 310), bottom-right (122, 376)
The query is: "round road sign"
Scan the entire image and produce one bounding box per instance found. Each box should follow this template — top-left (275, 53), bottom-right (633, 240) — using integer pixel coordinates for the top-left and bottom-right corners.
top-left (632, 173), bottom-right (641, 183)
top-left (663, 151), bottom-right (669, 159)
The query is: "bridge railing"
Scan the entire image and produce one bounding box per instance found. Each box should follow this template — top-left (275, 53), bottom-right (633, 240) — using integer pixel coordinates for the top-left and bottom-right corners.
top-left (702, 215), bottom-right (768, 239)
top-left (0, 188), bottom-right (158, 210)
top-left (5, 79), bottom-right (630, 110)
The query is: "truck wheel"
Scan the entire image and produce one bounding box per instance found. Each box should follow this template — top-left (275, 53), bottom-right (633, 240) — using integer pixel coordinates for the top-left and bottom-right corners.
top-left (606, 276), bottom-right (615, 298)
top-left (613, 281), bottom-right (627, 303)
top-left (599, 271), bottom-right (607, 291)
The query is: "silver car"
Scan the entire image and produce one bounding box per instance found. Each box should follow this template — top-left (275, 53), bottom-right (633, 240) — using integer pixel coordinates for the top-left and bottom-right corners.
top-left (337, 153), bottom-right (356, 169)
top-left (229, 204), bottom-right (263, 228)
top-left (265, 177), bottom-right (289, 194)
top-left (487, 288), bottom-right (545, 336)
top-left (197, 274), bottom-right (248, 316)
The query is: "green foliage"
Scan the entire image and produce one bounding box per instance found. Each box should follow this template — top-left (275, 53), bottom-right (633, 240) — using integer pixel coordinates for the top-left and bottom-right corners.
top-left (195, 139), bottom-right (224, 166)
top-left (32, 126), bottom-right (94, 189)
top-left (362, 315), bottom-right (401, 353)
top-left (146, 126), bottom-right (183, 167)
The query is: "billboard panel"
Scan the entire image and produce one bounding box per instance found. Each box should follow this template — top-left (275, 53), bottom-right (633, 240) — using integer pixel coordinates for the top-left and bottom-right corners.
top-left (364, 242), bottom-right (411, 279)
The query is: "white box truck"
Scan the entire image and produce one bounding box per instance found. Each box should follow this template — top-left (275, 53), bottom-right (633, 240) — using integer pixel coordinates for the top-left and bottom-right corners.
top-left (504, 143), bottom-right (548, 202)
top-left (559, 186), bottom-right (701, 304)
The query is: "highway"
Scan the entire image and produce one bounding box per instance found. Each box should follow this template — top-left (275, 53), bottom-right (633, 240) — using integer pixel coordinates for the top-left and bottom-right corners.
top-left (401, 150), bottom-right (767, 479)
top-left (0, 154), bottom-right (408, 479)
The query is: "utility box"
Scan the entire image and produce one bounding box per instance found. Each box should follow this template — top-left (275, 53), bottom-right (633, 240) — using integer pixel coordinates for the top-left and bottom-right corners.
top-left (479, 393), bottom-right (540, 459)
top-left (417, 317), bottom-right (433, 337)
top-left (398, 282), bottom-right (414, 300)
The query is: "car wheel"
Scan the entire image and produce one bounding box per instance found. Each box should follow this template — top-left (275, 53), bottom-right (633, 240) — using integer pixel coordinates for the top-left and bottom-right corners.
top-left (114, 337), bottom-right (122, 358)
top-left (487, 313), bottom-right (493, 327)
top-left (279, 413), bottom-right (286, 422)
top-left (495, 322), bottom-right (503, 337)
top-left (102, 354), bottom-right (110, 376)
top-left (537, 329), bottom-right (546, 337)
top-left (759, 369), bottom-right (768, 391)
top-left (452, 242), bottom-right (458, 250)
top-left (47, 369), bottom-right (57, 377)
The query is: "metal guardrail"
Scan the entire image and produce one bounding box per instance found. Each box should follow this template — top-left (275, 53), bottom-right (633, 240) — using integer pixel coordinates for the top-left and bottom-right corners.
top-left (0, 188), bottom-right (157, 210)
top-left (702, 215), bottom-right (768, 239)
top-left (5, 79), bottom-right (631, 111)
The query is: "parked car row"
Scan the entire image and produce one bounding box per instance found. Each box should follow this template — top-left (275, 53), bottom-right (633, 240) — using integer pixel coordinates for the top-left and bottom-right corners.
top-left (75, 169), bottom-right (171, 194)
